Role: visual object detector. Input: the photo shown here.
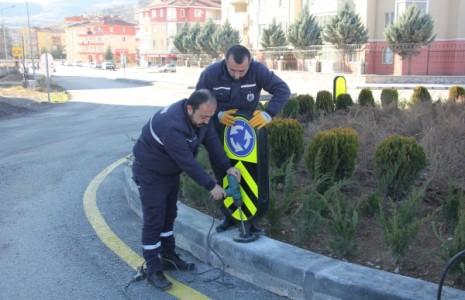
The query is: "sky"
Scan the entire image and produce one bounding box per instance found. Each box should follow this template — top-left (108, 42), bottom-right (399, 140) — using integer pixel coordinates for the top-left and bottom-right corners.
top-left (1, 0), bottom-right (137, 27)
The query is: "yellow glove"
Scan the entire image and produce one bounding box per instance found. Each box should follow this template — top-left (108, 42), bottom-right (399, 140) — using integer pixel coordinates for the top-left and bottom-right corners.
top-left (248, 110), bottom-right (272, 129)
top-left (218, 109), bottom-right (238, 126)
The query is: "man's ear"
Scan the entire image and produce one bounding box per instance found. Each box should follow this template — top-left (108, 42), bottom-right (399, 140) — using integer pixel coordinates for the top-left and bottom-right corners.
top-left (187, 104), bottom-right (193, 115)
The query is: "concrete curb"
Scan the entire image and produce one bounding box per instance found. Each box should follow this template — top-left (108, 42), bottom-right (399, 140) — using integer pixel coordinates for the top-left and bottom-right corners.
top-left (122, 163), bottom-right (465, 300)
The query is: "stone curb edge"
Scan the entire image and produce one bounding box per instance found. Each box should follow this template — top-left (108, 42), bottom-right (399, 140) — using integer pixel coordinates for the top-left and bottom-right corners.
top-left (121, 163), bottom-right (465, 300)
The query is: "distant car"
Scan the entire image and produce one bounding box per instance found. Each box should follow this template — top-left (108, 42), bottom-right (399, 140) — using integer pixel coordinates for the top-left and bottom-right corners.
top-left (74, 60), bottom-right (83, 67)
top-left (103, 61), bottom-right (116, 71)
top-left (157, 63), bottom-right (176, 73)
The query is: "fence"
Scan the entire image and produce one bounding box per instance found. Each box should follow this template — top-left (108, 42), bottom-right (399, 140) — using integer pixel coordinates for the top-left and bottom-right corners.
top-left (175, 42), bottom-right (465, 76)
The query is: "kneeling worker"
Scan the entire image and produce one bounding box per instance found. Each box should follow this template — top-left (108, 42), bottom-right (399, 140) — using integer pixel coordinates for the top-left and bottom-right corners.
top-left (132, 89), bottom-right (241, 290)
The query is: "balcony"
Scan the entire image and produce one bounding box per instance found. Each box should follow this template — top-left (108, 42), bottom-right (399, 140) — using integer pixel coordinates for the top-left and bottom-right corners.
top-left (230, 0), bottom-right (247, 13)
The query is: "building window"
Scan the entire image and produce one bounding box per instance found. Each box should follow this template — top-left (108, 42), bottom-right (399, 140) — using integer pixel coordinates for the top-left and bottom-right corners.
top-left (160, 9), bottom-right (164, 18)
top-left (181, 9), bottom-right (185, 17)
top-left (382, 48), bottom-right (394, 64)
top-left (151, 9), bottom-right (157, 18)
top-left (384, 12), bottom-right (395, 28)
top-left (348, 51), bottom-right (357, 62)
top-left (109, 27), bottom-right (114, 33)
top-left (167, 7), bottom-right (176, 21)
top-left (122, 27), bottom-right (126, 33)
top-left (194, 9), bottom-right (202, 18)
top-left (396, 0), bottom-right (428, 18)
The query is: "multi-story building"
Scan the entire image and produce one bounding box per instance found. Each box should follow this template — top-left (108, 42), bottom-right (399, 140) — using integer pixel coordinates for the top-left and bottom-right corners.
top-left (19, 27), bottom-right (39, 60)
top-left (65, 16), bottom-right (137, 65)
top-left (223, 0), bottom-right (465, 75)
top-left (137, 0), bottom-right (221, 66)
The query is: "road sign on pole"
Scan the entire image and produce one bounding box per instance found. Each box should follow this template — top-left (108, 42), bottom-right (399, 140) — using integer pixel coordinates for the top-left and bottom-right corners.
top-left (12, 46), bottom-right (23, 57)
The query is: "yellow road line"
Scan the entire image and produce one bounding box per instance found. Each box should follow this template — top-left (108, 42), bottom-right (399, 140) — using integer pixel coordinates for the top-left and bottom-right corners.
top-left (83, 157), bottom-right (210, 299)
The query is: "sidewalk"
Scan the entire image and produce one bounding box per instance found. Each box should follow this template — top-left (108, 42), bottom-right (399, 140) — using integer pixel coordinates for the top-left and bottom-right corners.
top-left (119, 66), bottom-right (457, 102)
top-left (122, 164), bottom-right (465, 300)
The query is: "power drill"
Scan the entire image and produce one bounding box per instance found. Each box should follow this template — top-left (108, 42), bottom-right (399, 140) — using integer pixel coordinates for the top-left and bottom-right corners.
top-left (224, 174), bottom-right (243, 207)
top-left (224, 174), bottom-right (249, 236)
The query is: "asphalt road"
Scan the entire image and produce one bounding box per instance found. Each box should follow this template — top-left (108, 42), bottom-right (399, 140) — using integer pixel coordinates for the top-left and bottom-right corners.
top-left (0, 67), bottom-right (286, 300)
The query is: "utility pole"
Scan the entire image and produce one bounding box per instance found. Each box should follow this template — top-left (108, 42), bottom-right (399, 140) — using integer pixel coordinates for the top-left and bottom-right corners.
top-left (1, 5), bottom-right (16, 73)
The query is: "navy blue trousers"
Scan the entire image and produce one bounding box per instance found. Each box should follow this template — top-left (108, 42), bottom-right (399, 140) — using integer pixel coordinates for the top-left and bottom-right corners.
top-left (132, 161), bottom-right (178, 274)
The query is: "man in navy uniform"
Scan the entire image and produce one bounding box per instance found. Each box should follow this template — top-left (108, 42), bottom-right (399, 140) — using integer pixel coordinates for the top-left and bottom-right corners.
top-left (132, 89), bottom-right (241, 290)
top-left (196, 45), bottom-right (290, 233)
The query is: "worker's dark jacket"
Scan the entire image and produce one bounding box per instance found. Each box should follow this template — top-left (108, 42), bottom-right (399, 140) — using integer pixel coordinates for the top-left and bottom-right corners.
top-left (132, 99), bottom-right (231, 191)
top-left (195, 59), bottom-right (291, 122)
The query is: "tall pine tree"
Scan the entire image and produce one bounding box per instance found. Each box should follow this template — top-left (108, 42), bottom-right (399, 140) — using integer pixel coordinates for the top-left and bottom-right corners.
top-left (260, 18), bottom-right (287, 49)
top-left (173, 22), bottom-right (190, 54)
top-left (287, 8), bottom-right (321, 49)
top-left (211, 19), bottom-right (241, 55)
top-left (196, 19), bottom-right (219, 58)
top-left (384, 4), bottom-right (435, 75)
top-left (322, 3), bottom-right (368, 47)
top-left (184, 22), bottom-right (202, 56)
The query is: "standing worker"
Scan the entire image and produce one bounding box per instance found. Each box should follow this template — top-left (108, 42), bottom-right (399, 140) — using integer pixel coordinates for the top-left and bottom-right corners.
top-left (196, 44), bottom-right (291, 233)
top-left (132, 89), bottom-right (241, 290)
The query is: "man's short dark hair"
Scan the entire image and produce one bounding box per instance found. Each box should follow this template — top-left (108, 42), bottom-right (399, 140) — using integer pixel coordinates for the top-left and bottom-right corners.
top-left (225, 45), bottom-right (251, 65)
top-left (188, 89), bottom-right (216, 111)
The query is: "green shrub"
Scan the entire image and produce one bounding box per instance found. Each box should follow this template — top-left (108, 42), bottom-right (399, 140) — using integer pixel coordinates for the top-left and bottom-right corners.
top-left (380, 88), bottom-right (399, 109)
top-left (316, 90), bottom-right (334, 113)
top-left (180, 147), bottom-right (212, 207)
top-left (324, 186), bottom-right (359, 258)
top-left (335, 93), bottom-right (354, 110)
top-left (305, 127), bottom-right (359, 192)
top-left (379, 182), bottom-right (429, 264)
top-left (295, 94), bottom-right (316, 121)
top-left (411, 85), bottom-right (432, 104)
top-left (267, 158), bottom-right (300, 234)
top-left (441, 186), bottom-right (465, 227)
top-left (374, 134), bottom-right (427, 199)
top-left (292, 174), bottom-right (327, 244)
top-left (357, 88), bottom-right (375, 107)
top-left (280, 97), bottom-right (300, 119)
top-left (267, 118), bottom-right (305, 168)
top-left (438, 205), bottom-right (465, 275)
top-left (448, 85), bottom-right (465, 102)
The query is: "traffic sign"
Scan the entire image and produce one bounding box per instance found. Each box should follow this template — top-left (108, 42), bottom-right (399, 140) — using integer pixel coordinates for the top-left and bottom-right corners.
top-left (12, 46), bottom-right (23, 57)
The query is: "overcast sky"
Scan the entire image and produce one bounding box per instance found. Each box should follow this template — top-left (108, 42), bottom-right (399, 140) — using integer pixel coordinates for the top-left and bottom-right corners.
top-left (1, 0), bottom-right (137, 27)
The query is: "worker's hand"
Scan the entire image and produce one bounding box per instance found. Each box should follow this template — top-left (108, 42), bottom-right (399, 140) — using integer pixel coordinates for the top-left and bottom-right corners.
top-left (248, 110), bottom-right (272, 129)
top-left (209, 184), bottom-right (226, 201)
top-left (218, 109), bottom-right (238, 126)
top-left (226, 167), bottom-right (241, 183)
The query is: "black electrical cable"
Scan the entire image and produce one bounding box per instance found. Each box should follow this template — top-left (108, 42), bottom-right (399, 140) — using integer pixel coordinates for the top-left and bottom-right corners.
top-left (123, 214), bottom-right (234, 299)
top-left (437, 248), bottom-right (465, 300)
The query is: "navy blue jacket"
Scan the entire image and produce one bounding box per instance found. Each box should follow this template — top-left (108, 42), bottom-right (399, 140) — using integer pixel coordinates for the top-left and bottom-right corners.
top-left (132, 99), bottom-right (231, 191)
top-left (195, 60), bottom-right (290, 120)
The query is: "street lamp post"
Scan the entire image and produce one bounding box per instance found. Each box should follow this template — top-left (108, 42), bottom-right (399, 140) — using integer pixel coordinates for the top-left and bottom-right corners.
top-left (25, 0), bottom-right (35, 83)
top-left (1, 5), bottom-right (15, 73)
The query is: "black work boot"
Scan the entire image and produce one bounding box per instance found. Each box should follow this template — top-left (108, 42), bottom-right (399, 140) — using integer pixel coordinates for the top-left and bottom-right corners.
top-left (215, 216), bottom-right (236, 232)
top-left (160, 252), bottom-right (196, 271)
top-left (147, 271), bottom-right (172, 290)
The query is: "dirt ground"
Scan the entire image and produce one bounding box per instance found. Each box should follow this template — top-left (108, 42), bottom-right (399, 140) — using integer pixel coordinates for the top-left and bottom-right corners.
top-left (0, 73), bottom-right (54, 119)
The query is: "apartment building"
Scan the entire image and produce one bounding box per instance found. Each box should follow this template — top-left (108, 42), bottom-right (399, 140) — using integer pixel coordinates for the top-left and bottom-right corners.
top-left (137, 0), bottom-right (221, 66)
top-left (18, 27), bottom-right (65, 59)
top-left (65, 16), bottom-right (137, 65)
top-left (223, 0), bottom-right (465, 75)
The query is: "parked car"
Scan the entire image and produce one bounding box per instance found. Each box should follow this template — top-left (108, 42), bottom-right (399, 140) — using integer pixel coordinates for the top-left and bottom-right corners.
top-left (74, 60), bottom-right (83, 67)
top-left (103, 61), bottom-right (116, 71)
top-left (157, 63), bottom-right (176, 73)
